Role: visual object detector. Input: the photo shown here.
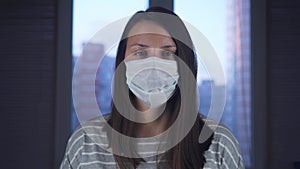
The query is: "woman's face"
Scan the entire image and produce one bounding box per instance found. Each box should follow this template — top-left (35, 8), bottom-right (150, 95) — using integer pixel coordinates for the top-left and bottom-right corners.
top-left (124, 21), bottom-right (177, 61)
top-left (123, 21), bottom-right (179, 110)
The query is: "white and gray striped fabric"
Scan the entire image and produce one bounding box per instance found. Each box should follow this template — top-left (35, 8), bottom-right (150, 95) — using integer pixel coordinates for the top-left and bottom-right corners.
top-left (60, 116), bottom-right (245, 169)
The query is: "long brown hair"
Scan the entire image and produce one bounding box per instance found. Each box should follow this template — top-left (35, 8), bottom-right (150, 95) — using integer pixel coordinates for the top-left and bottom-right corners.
top-left (105, 7), bottom-right (213, 169)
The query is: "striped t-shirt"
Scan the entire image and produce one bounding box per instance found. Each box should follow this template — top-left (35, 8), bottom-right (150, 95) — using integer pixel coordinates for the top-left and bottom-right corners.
top-left (60, 116), bottom-right (245, 169)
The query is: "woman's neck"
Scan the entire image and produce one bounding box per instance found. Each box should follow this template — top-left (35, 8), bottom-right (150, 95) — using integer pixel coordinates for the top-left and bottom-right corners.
top-left (135, 112), bottom-right (169, 137)
top-left (134, 98), bottom-right (169, 137)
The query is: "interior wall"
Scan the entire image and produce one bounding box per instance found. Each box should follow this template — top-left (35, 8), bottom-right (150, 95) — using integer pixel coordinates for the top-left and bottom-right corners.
top-left (267, 0), bottom-right (300, 168)
top-left (0, 0), bottom-right (57, 168)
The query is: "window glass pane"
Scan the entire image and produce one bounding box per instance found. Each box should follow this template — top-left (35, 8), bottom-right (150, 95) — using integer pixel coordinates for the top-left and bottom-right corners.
top-left (72, 0), bottom-right (148, 131)
top-left (174, 0), bottom-right (252, 168)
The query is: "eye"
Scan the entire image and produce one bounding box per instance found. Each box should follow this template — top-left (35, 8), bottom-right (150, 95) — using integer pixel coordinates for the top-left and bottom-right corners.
top-left (133, 50), bottom-right (148, 57)
top-left (161, 50), bottom-right (176, 59)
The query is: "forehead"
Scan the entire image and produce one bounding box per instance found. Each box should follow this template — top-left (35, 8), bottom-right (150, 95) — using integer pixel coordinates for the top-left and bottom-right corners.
top-left (126, 21), bottom-right (175, 47)
top-left (126, 34), bottom-right (175, 47)
top-left (127, 20), bottom-right (171, 38)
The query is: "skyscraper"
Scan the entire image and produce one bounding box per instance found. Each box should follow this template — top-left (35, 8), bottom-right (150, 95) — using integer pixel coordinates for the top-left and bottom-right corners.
top-left (72, 43), bottom-right (105, 125)
top-left (226, 0), bottom-right (251, 167)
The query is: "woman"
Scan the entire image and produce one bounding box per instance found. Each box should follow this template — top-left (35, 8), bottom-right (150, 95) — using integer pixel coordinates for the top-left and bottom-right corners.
top-left (60, 7), bottom-right (244, 169)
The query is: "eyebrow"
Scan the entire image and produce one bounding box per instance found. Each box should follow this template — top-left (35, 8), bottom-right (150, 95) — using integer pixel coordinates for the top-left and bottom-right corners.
top-left (161, 45), bottom-right (177, 49)
top-left (130, 43), bottom-right (176, 49)
top-left (130, 43), bottom-right (149, 48)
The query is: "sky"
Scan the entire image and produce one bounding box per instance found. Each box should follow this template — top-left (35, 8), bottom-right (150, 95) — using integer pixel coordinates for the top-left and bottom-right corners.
top-left (72, 0), bottom-right (227, 84)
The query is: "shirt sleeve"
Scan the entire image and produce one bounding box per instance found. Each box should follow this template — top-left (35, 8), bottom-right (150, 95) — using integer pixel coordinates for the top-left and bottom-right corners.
top-left (204, 123), bottom-right (245, 169)
top-left (60, 153), bottom-right (72, 169)
top-left (59, 126), bottom-right (85, 169)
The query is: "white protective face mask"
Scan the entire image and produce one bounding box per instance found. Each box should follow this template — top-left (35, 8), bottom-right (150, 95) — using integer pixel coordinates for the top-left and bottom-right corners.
top-left (125, 57), bottom-right (179, 108)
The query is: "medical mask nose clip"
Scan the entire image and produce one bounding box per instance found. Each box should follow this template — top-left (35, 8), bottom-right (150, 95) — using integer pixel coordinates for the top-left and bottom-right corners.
top-left (125, 57), bottom-right (179, 108)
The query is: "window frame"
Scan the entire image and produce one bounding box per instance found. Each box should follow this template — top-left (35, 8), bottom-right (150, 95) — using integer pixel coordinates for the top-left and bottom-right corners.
top-left (54, 0), bottom-right (73, 168)
top-left (250, 0), bottom-right (268, 168)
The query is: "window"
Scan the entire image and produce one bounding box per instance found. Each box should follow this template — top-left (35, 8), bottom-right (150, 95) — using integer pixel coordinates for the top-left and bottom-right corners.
top-left (71, 0), bottom-right (148, 130)
top-left (71, 0), bottom-right (252, 168)
top-left (175, 0), bottom-right (252, 167)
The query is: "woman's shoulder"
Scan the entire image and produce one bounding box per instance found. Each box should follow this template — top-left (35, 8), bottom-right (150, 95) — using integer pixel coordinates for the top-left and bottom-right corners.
top-left (203, 119), bottom-right (239, 145)
top-left (60, 114), bottom-right (113, 168)
top-left (67, 114), bottom-right (111, 145)
top-left (202, 118), bottom-right (245, 169)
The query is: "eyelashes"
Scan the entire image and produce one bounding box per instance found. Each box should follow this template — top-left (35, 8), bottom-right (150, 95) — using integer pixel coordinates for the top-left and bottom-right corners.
top-left (130, 48), bottom-right (176, 60)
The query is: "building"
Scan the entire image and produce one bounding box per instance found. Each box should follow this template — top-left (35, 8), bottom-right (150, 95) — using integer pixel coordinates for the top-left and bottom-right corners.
top-left (227, 0), bottom-right (252, 167)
